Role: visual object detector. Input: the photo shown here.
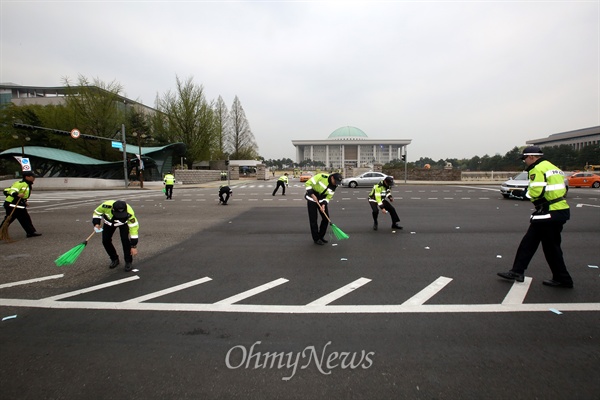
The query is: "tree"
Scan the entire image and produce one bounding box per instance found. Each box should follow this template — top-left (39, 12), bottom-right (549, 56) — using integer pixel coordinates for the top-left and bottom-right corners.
top-left (229, 96), bottom-right (258, 160)
top-left (155, 76), bottom-right (216, 168)
top-left (213, 95), bottom-right (232, 159)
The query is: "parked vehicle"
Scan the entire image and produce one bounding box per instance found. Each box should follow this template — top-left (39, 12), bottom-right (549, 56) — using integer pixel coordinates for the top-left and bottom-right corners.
top-left (341, 172), bottom-right (392, 188)
top-left (299, 172), bottom-right (313, 182)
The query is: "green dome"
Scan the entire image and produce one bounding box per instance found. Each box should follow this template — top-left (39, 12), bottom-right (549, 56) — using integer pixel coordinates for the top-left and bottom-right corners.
top-left (328, 126), bottom-right (368, 140)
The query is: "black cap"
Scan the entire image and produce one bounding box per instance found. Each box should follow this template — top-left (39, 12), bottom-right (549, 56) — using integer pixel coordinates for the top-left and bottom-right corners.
top-left (520, 146), bottom-right (544, 160)
top-left (112, 200), bottom-right (128, 220)
top-left (330, 173), bottom-right (343, 185)
top-left (22, 171), bottom-right (36, 177)
top-left (384, 176), bottom-right (394, 187)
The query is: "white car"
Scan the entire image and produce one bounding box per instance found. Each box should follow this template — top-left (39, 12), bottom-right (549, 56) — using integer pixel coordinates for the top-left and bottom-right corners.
top-left (341, 172), bottom-right (392, 188)
top-left (500, 171), bottom-right (568, 200)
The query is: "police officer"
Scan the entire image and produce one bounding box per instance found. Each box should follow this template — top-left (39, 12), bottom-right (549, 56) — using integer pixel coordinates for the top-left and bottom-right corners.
top-left (92, 200), bottom-right (139, 272)
top-left (305, 172), bottom-right (343, 245)
top-left (2, 171), bottom-right (41, 238)
top-left (272, 173), bottom-right (289, 196)
top-left (163, 171), bottom-right (175, 200)
top-left (498, 146), bottom-right (573, 288)
top-left (219, 185), bottom-right (232, 205)
top-left (368, 176), bottom-right (402, 231)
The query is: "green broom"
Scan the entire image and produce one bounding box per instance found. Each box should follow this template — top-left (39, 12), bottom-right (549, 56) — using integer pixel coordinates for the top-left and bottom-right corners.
top-left (322, 210), bottom-right (349, 240)
top-left (54, 231), bottom-right (96, 267)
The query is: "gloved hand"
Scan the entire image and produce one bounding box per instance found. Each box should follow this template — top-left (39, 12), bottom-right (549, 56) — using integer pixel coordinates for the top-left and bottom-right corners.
top-left (94, 226), bottom-right (103, 233)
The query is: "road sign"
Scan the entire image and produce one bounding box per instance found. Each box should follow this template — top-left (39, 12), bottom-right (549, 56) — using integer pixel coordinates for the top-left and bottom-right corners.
top-left (70, 129), bottom-right (81, 139)
top-left (20, 158), bottom-right (31, 171)
top-left (111, 141), bottom-right (123, 150)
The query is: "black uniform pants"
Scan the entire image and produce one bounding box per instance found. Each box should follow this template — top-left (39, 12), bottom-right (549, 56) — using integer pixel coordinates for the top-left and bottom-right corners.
top-left (219, 191), bottom-right (231, 204)
top-left (307, 200), bottom-right (329, 242)
top-left (102, 224), bottom-right (132, 263)
top-left (273, 181), bottom-right (286, 195)
top-left (369, 200), bottom-right (400, 225)
top-left (3, 202), bottom-right (36, 235)
top-left (165, 185), bottom-right (173, 199)
top-left (511, 220), bottom-right (572, 283)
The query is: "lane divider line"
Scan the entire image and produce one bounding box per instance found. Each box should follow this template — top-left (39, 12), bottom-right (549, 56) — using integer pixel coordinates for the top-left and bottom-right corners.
top-left (40, 276), bottom-right (140, 301)
top-left (214, 278), bottom-right (289, 305)
top-left (307, 277), bottom-right (372, 306)
top-left (402, 276), bottom-right (453, 306)
top-left (123, 277), bottom-right (213, 303)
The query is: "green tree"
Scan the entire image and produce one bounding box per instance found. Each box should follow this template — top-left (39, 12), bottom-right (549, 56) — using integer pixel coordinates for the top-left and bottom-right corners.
top-left (229, 96), bottom-right (258, 160)
top-left (155, 76), bottom-right (216, 168)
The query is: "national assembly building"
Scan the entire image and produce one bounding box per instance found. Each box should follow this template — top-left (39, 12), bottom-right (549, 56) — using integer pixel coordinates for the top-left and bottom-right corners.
top-left (292, 126), bottom-right (412, 169)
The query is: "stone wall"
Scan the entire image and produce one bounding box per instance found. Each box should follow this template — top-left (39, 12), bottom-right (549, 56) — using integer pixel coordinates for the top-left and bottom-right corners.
top-left (174, 169), bottom-right (222, 184)
top-left (384, 168), bottom-right (461, 181)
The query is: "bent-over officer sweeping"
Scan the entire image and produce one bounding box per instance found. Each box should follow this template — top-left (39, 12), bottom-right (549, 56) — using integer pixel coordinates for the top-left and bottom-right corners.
top-left (2, 171), bottom-right (42, 238)
top-left (272, 172), bottom-right (289, 196)
top-left (305, 172), bottom-right (342, 245)
top-left (92, 200), bottom-right (139, 272)
top-left (368, 176), bottom-right (402, 231)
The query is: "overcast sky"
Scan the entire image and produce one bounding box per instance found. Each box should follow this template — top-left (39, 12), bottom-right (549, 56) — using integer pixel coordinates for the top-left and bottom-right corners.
top-left (1, 1), bottom-right (598, 161)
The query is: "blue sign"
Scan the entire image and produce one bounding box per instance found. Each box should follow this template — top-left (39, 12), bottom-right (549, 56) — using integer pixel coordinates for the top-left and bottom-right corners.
top-left (111, 141), bottom-right (123, 149)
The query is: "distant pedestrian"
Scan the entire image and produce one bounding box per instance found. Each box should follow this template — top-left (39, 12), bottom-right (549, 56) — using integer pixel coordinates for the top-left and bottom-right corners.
top-left (2, 171), bottom-right (41, 238)
top-left (368, 177), bottom-right (402, 231)
top-left (272, 173), bottom-right (289, 196)
top-left (305, 172), bottom-right (343, 245)
top-left (498, 146), bottom-right (573, 288)
top-left (163, 171), bottom-right (175, 200)
top-left (92, 200), bottom-right (139, 272)
top-left (219, 185), bottom-right (232, 205)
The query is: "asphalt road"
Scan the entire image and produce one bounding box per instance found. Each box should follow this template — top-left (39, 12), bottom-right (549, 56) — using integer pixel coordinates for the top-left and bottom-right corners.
top-left (1, 181), bottom-right (599, 399)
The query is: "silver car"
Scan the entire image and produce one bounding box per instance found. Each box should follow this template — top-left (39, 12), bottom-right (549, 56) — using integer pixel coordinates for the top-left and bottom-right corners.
top-left (341, 171), bottom-right (392, 188)
top-left (500, 171), bottom-right (568, 200)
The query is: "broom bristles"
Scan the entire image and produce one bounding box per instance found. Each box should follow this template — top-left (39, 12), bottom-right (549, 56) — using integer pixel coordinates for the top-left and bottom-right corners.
top-left (330, 223), bottom-right (349, 240)
top-left (0, 220), bottom-right (11, 241)
top-left (54, 242), bottom-right (87, 267)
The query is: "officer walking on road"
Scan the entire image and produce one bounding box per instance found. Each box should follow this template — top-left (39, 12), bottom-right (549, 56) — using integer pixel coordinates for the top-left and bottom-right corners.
top-left (305, 172), bottom-right (343, 245)
top-left (272, 173), bottom-right (289, 196)
top-left (498, 146), bottom-right (573, 288)
top-left (368, 176), bottom-right (402, 231)
top-left (163, 171), bottom-right (175, 200)
top-left (2, 171), bottom-right (41, 238)
top-left (92, 200), bottom-right (139, 272)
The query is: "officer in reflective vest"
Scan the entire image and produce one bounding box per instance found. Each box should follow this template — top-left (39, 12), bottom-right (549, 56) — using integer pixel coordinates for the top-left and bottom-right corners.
top-left (93, 200), bottom-right (139, 272)
top-left (163, 172), bottom-right (176, 200)
top-left (305, 173), bottom-right (342, 245)
top-left (498, 146), bottom-right (573, 288)
top-left (368, 176), bottom-right (402, 231)
top-left (272, 173), bottom-right (289, 196)
top-left (2, 171), bottom-right (41, 238)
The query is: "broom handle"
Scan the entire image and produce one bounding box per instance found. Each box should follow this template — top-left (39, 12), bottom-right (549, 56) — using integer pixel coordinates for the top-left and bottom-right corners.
top-left (1, 198), bottom-right (21, 226)
top-left (320, 205), bottom-right (333, 224)
top-left (84, 231), bottom-right (96, 242)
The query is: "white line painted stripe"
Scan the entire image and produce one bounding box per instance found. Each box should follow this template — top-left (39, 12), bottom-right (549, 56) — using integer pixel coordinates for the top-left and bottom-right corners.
top-left (41, 276), bottom-right (141, 301)
top-left (577, 203), bottom-right (600, 208)
top-left (214, 278), bottom-right (289, 305)
top-left (402, 276), bottom-right (453, 306)
top-left (0, 274), bottom-right (64, 289)
top-left (502, 277), bottom-right (532, 305)
top-left (123, 277), bottom-right (212, 303)
top-left (307, 277), bottom-right (372, 306)
top-left (1, 298), bottom-right (598, 313)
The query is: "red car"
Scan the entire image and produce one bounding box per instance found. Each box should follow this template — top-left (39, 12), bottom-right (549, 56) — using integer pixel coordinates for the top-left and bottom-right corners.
top-left (567, 172), bottom-right (600, 188)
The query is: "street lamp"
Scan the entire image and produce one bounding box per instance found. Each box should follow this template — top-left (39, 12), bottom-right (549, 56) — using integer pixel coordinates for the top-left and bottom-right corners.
top-left (132, 132), bottom-right (150, 189)
top-left (12, 133), bottom-right (31, 158)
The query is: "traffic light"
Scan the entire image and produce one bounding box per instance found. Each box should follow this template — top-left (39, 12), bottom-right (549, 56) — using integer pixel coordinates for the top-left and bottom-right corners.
top-left (401, 155), bottom-right (406, 162)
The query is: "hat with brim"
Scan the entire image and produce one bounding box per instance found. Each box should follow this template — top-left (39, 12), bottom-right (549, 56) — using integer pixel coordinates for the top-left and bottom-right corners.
top-left (520, 146), bottom-right (544, 160)
top-left (22, 171), bottom-right (36, 178)
top-left (112, 200), bottom-right (128, 220)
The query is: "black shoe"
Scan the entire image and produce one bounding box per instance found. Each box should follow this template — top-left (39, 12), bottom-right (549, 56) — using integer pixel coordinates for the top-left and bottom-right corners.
top-left (497, 271), bottom-right (525, 282)
top-left (391, 224), bottom-right (403, 230)
top-left (124, 262), bottom-right (133, 272)
top-left (222, 202), bottom-right (228, 205)
top-left (320, 238), bottom-right (328, 243)
top-left (314, 239), bottom-right (325, 245)
top-left (542, 279), bottom-right (573, 288)
top-left (373, 223), bottom-right (378, 231)
top-left (26, 232), bottom-right (42, 237)
top-left (109, 259), bottom-right (120, 269)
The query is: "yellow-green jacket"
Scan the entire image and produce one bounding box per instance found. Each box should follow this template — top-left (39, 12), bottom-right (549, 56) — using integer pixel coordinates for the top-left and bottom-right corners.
top-left (368, 181), bottom-right (393, 206)
top-left (526, 159), bottom-right (569, 221)
top-left (305, 173), bottom-right (336, 203)
top-left (92, 200), bottom-right (139, 244)
top-left (164, 174), bottom-right (175, 185)
top-left (4, 180), bottom-right (32, 207)
top-left (277, 175), bottom-right (289, 185)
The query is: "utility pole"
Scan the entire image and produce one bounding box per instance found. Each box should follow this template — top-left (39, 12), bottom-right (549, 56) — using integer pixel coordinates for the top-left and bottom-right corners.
top-left (122, 124), bottom-right (128, 189)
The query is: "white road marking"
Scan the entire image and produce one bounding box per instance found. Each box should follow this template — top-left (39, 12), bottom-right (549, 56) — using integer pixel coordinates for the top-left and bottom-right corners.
top-left (502, 277), bottom-right (533, 305)
top-left (123, 277), bottom-right (212, 303)
top-left (40, 276), bottom-right (140, 301)
top-left (307, 277), bottom-right (372, 306)
top-left (402, 276), bottom-right (452, 306)
top-left (214, 278), bottom-right (289, 305)
top-left (0, 274), bottom-right (64, 289)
